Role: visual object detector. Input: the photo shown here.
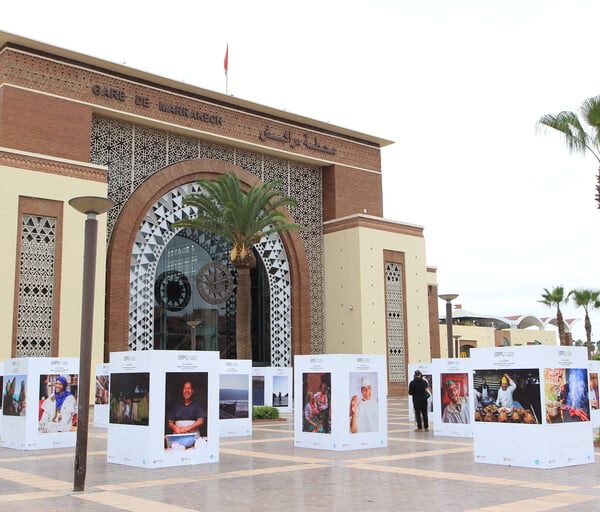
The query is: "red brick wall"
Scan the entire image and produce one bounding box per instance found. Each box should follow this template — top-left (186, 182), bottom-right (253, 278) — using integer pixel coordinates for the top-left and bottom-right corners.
top-left (322, 164), bottom-right (383, 221)
top-left (428, 284), bottom-right (441, 359)
top-left (0, 87), bottom-right (92, 162)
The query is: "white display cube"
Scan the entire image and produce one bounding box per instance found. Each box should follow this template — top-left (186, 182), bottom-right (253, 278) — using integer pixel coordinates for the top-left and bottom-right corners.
top-left (294, 354), bottom-right (387, 451)
top-left (94, 363), bottom-right (110, 428)
top-left (107, 350), bottom-right (219, 468)
top-left (472, 346), bottom-right (595, 468)
top-left (219, 359), bottom-right (252, 437)
top-left (432, 358), bottom-right (473, 438)
top-left (251, 367), bottom-right (293, 413)
top-left (407, 363), bottom-right (434, 424)
top-left (1, 357), bottom-right (79, 450)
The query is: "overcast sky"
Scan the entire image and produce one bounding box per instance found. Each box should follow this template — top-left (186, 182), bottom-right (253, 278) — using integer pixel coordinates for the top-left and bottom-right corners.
top-left (4, 0), bottom-right (600, 341)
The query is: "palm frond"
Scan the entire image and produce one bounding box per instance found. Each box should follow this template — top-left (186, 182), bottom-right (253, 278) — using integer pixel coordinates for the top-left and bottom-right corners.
top-left (581, 96), bottom-right (600, 130)
top-left (170, 172), bottom-right (304, 254)
top-left (537, 111), bottom-right (590, 155)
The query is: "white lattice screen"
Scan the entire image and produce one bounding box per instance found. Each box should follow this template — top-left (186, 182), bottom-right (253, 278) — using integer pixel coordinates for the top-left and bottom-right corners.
top-left (15, 215), bottom-right (57, 357)
top-left (385, 262), bottom-right (406, 382)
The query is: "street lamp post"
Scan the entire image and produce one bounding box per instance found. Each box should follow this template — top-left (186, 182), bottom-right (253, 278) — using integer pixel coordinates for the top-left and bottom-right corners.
top-left (185, 319), bottom-right (201, 351)
top-left (439, 294), bottom-right (459, 358)
top-left (69, 196), bottom-right (114, 492)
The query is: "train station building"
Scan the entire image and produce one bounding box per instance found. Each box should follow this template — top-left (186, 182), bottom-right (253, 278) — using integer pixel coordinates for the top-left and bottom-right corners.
top-left (0, 32), bottom-right (440, 394)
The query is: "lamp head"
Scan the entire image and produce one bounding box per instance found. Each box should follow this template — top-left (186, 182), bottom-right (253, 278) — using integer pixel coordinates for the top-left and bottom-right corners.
top-left (439, 293), bottom-right (459, 302)
top-left (68, 196), bottom-right (114, 215)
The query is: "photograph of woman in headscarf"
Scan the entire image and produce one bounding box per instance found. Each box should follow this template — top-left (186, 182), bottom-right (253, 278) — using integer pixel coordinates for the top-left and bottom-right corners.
top-left (38, 374), bottom-right (78, 433)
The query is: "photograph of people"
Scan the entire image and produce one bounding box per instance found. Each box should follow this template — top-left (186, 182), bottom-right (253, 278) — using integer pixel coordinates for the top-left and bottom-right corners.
top-left (440, 374), bottom-right (470, 424)
top-left (349, 372), bottom-right (379, 433)
top-left (302, 372), bottom-right (331, 433)
top-left (109, 373), bottom-right (150, 425)
top-left (219, 373), bottom-right (249, 419)
top-left (473, 369), bottom-right (541, 423)
top-left (590, 372), bottom-right (599, 410)
top-left (95, 374), bottom-right (109, 405)
top-left (3, 375), bottom-right (27, 417)
top-left (272, 375), bottom-right (289, 407)
top-left (408, 370), bottom-right (429, 432)
top-left (39, 375), bottom-right (78, 433)
top-left (478, 378), bottom-right (492, 406)
top-left (423, 374), bottom-right (434, 413)
top-left (165, 372), bottom-right (208, 450)
top-left (544, 368), bottom-right (590, 423)
top-left (252, 376), bottom-right (265, 407)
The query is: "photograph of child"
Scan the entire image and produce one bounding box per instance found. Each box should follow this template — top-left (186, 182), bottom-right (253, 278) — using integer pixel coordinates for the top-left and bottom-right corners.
top-left (38, 374), bottom-right (78, 433)
top-left (349, 372), bottom-right (379, 433)
top-left (302, 372), bottom-right (331, 433)
top-left (2, 375), bottom-right (27, 417)
top-left (164, 372), bottom-right (208, 451)
top-left (109, 373), bottom-right (150, 426)
top-left (440, 373), bottom-right (470, 424)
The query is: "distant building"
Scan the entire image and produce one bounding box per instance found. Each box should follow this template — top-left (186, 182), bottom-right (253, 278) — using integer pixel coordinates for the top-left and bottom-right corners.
top-left (439, 305), bottom-right (577, 357)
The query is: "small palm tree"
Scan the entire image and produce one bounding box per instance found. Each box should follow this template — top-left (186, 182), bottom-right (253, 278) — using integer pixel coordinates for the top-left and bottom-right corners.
top-left (537, 96), bottom-right (600, 208)
top-left (172, 173), bottom-right (301, 360)
top-left (539, 287), bottom-right (568, 345)
top-left (568, 289), bottom-right (600, 359)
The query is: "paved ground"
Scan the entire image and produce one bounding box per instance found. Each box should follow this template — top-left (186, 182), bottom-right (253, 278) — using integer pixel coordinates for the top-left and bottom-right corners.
top-left (1, 397), bottom-right (599, 511)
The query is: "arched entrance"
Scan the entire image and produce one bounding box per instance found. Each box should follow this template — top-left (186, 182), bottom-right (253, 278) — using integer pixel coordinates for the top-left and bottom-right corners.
top-left (105, 159), bottom-right (311, 366)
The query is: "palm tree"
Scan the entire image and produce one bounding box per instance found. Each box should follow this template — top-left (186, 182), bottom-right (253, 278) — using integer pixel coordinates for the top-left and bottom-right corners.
top-left (171, 172), bottom-right (301, 360)
top-left (537, 95), bottom-right (600, 208)
top-left (539, 287), bottom-right (568, 345)
top-left (568, 289), bottom-right (600, 359)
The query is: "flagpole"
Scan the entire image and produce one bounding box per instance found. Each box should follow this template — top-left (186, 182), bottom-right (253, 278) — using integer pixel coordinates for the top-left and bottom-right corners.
top-left (224, 43), bottom-right (229, 95)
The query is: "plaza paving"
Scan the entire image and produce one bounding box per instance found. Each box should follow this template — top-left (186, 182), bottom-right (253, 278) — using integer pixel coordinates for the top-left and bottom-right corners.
top-left (0, 397), bottom-right (599, 511)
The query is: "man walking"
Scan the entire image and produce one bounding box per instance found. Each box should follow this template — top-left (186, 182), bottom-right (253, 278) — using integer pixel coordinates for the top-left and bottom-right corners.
top-left (409, 370), bottom-right (429, 432)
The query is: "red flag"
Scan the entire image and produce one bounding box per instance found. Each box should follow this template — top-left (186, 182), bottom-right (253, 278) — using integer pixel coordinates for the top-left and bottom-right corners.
top-left (224, 44), bottom-right (229, 75)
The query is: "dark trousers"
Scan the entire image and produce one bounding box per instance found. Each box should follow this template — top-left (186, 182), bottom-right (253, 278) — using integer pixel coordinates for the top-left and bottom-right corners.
top-left (414, 401), bottom-right (428, 429)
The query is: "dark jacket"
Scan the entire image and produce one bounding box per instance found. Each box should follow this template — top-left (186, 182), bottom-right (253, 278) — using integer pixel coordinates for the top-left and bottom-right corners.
top-left (408, 378), bottom-right (429, 405)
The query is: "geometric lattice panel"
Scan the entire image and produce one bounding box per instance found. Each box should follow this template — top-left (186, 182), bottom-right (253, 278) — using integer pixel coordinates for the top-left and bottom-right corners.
top-left (90, 114), bottom-right (323, 360)
top-left (130, 183), bottom-right (292, 366)
top-left (385, 262), bottom-right (406, 382)
top-left (16, 215), bottom-right (56, 357)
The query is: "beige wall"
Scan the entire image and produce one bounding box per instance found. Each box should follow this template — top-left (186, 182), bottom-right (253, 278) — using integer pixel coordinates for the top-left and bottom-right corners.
top-left (426, 268), bottom-right (437, 286)
top-left (439, 324), bottom-right (496, 358)
top-left (508, 328), bottom-right (556, 346)
top-left (439, 324), bottom-right (557, 357)
top-left (0, 164), bottom-right (108, 372)
top-left (324, 226), bottom-right (431, 363)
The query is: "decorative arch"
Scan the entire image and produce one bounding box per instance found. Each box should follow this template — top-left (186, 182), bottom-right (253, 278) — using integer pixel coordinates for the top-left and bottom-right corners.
top-left (106, 159), bottom-right (311, 364)
top-left (510, 314), bottom-right (544, 330)
top-left (543, 317), bottom-right (573, 333)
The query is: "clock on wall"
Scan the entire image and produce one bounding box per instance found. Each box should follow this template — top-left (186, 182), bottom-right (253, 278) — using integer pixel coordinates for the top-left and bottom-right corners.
top-left (154, 270), bottom-right (192, 311)
top-left (197, 261), bottom-right (234, 305)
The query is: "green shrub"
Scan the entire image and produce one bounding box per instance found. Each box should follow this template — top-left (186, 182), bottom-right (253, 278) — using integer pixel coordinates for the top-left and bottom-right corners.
top-left (253, 406), bottom-right (280, 420)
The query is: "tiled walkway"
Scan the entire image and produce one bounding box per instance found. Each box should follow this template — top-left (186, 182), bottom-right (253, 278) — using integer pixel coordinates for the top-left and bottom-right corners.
top-left (1, 397), bottom-right (598, 511)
